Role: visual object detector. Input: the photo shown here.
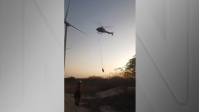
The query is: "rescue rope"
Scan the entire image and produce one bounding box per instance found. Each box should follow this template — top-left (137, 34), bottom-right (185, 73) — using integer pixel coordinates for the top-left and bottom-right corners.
top-left (99, 35), bottom-right (103, 69)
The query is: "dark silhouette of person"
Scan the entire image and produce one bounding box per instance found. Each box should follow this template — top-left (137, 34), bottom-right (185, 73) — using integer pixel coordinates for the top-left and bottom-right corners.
top-left (74, 80), bottom-right (83, 106)
top-left (102, 68), bottom-right (104, 72)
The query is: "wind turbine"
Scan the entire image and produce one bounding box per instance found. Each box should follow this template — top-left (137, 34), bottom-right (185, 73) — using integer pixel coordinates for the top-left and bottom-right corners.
top-left (66, 47), bottom-right (72, 50)
top-left (64, 0), bottom-right (87, 67)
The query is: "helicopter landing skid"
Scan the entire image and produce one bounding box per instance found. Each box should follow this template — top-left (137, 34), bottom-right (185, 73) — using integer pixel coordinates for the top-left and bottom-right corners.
top-left (97, 32), bottom-right (102, 35)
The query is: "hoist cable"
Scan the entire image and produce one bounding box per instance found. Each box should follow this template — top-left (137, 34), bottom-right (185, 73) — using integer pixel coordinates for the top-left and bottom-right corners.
top-left (98, 35), bottom-right (103, 68)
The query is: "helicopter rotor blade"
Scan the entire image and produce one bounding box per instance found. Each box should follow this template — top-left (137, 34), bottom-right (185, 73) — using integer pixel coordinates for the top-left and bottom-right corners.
top-left (70, 24), bottom-right (88, 36)
top-left (94, 21), bottom-right (114, 29)
top-left (65, 0), bottom-right (70, 21)
top-left (103, 25), bottom-right (114, 29)
top-left (94, 21), bottom-right (103, 27)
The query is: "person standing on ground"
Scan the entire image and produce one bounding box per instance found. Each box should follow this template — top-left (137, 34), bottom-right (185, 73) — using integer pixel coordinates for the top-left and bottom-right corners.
top-left (74, 80), bottom-right (83, 106)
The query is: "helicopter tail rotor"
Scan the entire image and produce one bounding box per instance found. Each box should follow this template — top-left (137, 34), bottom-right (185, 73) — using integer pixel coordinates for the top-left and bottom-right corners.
top-left (110, 31), bottom-right (114, 36)
top-left (108, 31), bottom-right (114, 36)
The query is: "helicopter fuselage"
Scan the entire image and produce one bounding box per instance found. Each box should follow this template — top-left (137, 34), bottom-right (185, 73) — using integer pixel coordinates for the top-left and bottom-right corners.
top-left (96, 27), bottom-right (113, 35)
top-left (96, 27), bottom-right (106, 32)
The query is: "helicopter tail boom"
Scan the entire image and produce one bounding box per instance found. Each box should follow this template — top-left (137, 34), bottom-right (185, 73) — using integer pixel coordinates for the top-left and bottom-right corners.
top-left (107, 31), bottom-right (114, 36)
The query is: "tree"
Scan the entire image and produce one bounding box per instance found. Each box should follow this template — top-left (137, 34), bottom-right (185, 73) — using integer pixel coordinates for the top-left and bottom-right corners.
top-left (124, 55), bottom-right (136, 78)
top-left (114, 55), bottom-right (136, 93)
top-left (114, 55), bottom-right (136, 79)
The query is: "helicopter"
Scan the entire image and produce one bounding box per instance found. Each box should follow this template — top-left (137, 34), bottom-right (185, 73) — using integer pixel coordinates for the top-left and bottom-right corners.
top-left (96, 26), bottom-right (114, 36)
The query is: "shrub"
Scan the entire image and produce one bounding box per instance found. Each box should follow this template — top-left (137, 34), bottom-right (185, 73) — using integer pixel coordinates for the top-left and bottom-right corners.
top-left (65, 76), bottom-right (76, 81)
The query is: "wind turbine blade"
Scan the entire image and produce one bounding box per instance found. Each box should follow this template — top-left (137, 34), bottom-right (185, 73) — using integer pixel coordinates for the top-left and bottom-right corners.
top-left (66, 47), bottom-right (71, 50)
top-left (70, 24), bottom-right (88, 36)
top-left (64, 25), bottom-right (68, 67)
top-left (65, 0), bottom-right (70, 21)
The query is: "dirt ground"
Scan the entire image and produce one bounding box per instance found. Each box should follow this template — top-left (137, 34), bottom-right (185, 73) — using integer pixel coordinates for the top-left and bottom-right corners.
top-left (64, 93), bottom-right (121, 112)
top-left (64, 87), bottom-right (135, 112)
top-left (64, 93), bottom-right (89, 112)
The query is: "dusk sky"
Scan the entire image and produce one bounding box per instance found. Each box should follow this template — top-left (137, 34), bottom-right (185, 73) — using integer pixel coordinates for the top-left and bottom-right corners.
top-left (64, 0), bottom-right (135, 78)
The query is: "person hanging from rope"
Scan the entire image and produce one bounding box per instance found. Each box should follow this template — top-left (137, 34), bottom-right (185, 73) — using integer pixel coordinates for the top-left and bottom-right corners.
top-left (102, 68), bottom-right (104, 72)
top-left (74, 80), bottom-right (83, 106)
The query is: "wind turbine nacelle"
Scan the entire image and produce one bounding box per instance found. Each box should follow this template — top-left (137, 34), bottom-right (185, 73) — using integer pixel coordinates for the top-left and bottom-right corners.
top-left (65, 21), bottom-right (70, 26)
